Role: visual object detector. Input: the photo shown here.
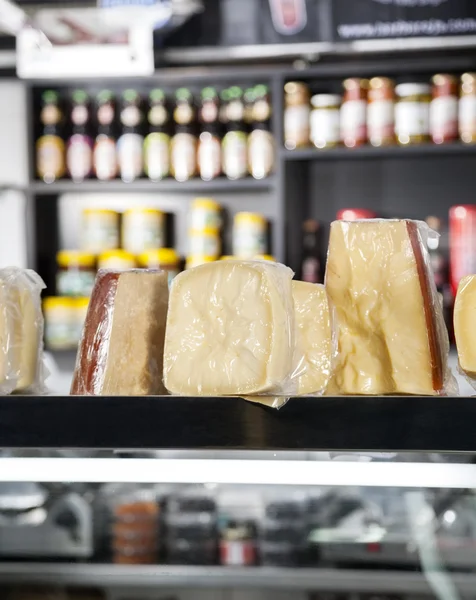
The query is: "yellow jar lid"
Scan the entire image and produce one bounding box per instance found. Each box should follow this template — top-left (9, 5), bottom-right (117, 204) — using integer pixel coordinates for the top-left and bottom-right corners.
top-left (255, 254), bottom-right (276, 261)
top-left (83, 209), bottom-right (119, 217)
top-left (75, 297), bottom-right (90, 309)
top-left (189, 227), bottom-right (221, 236)
top-left (192, 197), bottom-right (221, 210)
top-left (99, 249), bottom-right (136, 262)
top-left (220, 255), bottom-right (235, 260)
top-left (57, 250), bottom-right (96, 268)
top-left (123, 208), bottom-right (164, 216)
top-left (43, 296), bottom-right (75, 310)
top-left (139, 248), bottom-right (179, 266)
top-left (185, 255), bottom-right (217, 269)
top-left (234, 212), bottom-right (266, 225)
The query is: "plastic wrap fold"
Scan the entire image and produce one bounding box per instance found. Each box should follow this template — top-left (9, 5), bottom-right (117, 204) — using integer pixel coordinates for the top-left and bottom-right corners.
top-left (325, 219), bottom-right (455, 396)
top-left (71, 268), bottom-right (169, 396)
top-left (0, 267), bottom-right (47, 395)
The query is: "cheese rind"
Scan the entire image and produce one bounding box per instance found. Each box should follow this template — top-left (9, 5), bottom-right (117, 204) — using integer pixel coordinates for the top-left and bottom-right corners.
top-left (325, 219), bottom-right (449, 395)
top-left (292, 281), bottom-right (333, 395)
top-left (71, 269), bottom-right (169, 395)
top-left (164, 260), bottom-right (295, 396)
top-left (454, 274), bottom-right (476, 378)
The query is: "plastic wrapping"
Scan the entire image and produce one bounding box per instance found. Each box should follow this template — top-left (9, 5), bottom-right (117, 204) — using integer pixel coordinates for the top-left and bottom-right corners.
top-left (325, 219), bottom-right (455, 396)
top-left (0, 267), bottom-right (47, 395)
top-left (163, 259), bottom-right (305, 397)
top-left (71, 268), bottom-right (169, 396)
top-left (454, 274), bottom-right (476, 389)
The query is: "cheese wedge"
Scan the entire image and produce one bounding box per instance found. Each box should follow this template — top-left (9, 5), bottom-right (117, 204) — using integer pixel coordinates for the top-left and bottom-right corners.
top-left (71, 269), bottom-right (169, 395)
top-left (163, 260), bottom-right (294, 396)
top-left (326, 219), bottom-right (447, 395)
top-left (454, 274), bottom-right (476, 378)
top-left (292, 281), bottom-right (333, 395)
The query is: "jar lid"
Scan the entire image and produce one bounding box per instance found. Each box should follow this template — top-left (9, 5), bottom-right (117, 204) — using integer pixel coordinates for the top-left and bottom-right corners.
top-left (75, 297), bottom-right (90, 309)
top-left (83, 208), bottom-right (119, 217)
top-left (43, 296), bottom-right (75, 310)
top-left (432, 73), bottom-right (457, 85)
top-left (186, 256), bottom-right (217, 269)
top-left (311, 94), bottom-right (341, 108)
top-left (395, 83), bottom-right (431, 97)
top-left (369, 77), bottom-right (394, 89)
top-left (139, 248), bottom-right (179, 266)
top-left (123, 208), bottom-right (164, 216)
top-left (343, 78), bottom-right (369, 90)
top-left (192, 197), bottom-right (221, 210)
top-left (57, 250), bottom-right (96, 268)
top-left (189, 227), bottom-right (221, 236)
top-left (99, 250), bottom-right (136, 262)
top-left (255, 254), bottom-right (276, 261)
top-left (234, 212), bottom-right (266, 225)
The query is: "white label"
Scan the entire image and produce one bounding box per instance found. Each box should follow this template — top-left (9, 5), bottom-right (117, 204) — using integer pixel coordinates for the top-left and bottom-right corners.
top-left (171, 134), bottom-right (197, 182)
top-left (395, 101), bottom-right (430, 137)
top-left (310, 108), bottom-right (340, 147)
top-left (233, 223), bottom-right (266, 257)
top-left (430, 96), bottom-right (458, 138)
top-left (190, 233), bottom-right (220, 256)
top-left (459, 96), bottom-right (476, 134)
top-left (123, 214), bottom-right (165, 255)
top-left (67, 135), bottom-right (92, 181)
top-left (367, 100), bottom-right (394, 140)
top-left (249, 131), bottom-right (274, 179)
top-left (340, 99), bottom-right (367, 141)
top-left (284, 105), bottom-right (310, 148)
top-left (145, 134), bottom-right (170, 181)
top-left (117, 133), bottom-right (144, 182)
top-left (198, 137), bottom-right (221, 181)
top-left (94, 138), bottom-right (117, 181)
top-left (223, 133), bottom-right (248, 180)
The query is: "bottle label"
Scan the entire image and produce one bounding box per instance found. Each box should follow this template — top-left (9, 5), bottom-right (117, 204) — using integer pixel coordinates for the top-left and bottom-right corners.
top-left (223, 131), bottom-right (248, 179)
top-left (198, 134), bottom-right (221, 181)
top-left (310, 108), bottom-right (340, 147)
top-left (395, 101), bottom-right (430, 137)
top-left (367, 100), bottom-right (395, 141)
top-left (94, 137), bottom-right (117, 181)
top-left (144, 133), bottom-right (170, 180)
top-left (117, 133), bottom-right (144, 182)
top-left (284, 105), bottom-right (310, 148)
top-left (171, 133), bottom-right (197, 182)
top-left (430, 96), bottom-right (458, 141)
top-left (37, 135), bottom-right (65, 183)
top-left (120, 105), bottom-right (141, 127)
top-left (71, 104), bottom-right (89, 126)
top-left (340, 99), bottom-right (367, 144)
top-left (459, 96), bottom-right (476, 137)
top-left (97, 103), bottom-right (114, 126)
top-left (249, 130), bottom-right (274, 179)
top-left (67, 134), bottom-right (93, 181)
top-left (190, 233), bottom-right (220, 256)
top-left (148, 105), bottom-right (168, 127)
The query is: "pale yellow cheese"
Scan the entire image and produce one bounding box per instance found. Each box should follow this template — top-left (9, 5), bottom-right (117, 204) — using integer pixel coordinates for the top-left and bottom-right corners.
top-left (454, 274), bottom-right (476, 378)
top-left (164, 260), bottom-right (294, 396)
top-left (326, 220), bottom-right (446, 395)
top-left (0, 280), bottom-right (13, 391)
top-left (292, 281), bottom-right (332, 395)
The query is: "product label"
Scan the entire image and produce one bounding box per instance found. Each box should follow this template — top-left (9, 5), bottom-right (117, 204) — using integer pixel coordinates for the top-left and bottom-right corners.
top-left (37, 135), bottom-right (65, 183)
top-left (123, 213), bottom-right (165, 255)
top-left (310, 108), bottom-right (340, 147)
top-left (340, 99), bottom-right (367, 144)
top-left (459, 95), bottom-right (476, 138)
top-left (144, 133), bottom-right (170, 181)
top-left (94, 137), bottom-right (117, 181)
top-left (67, 134), bottom-right (93, 181)
top-left (430, 96), bottom-right (458, 140)
top-left (233, 224), bottom-right (266, 257)
top-left (57, 270), bottom-right (95, 297)
top-left (367, 99), bottom-right (395, 141)
top-left (222, 131), bottom-right (248, 179)
top-left (117, 133), bottom-right (144, 182)
top-left (71, 104), bottom-right (89, 126)
top-left (395, 101), bottom-right (430, 137)
top-left (198, 134), bottom-right (221, 181)
top-left (248, 130), bottom-right (274, 179)
top-left (190, 234), bottom-right (220, 256)
top-left (171, 133), bottom-right (197, 182)
top-left (120, 105), bottom-right (141, 127)
top-left (284, 105), bottom-right (310, 148)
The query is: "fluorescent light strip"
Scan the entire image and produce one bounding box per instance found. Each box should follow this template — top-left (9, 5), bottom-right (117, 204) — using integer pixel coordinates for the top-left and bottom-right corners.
top-left (0, 458), bottom-right (473, 488)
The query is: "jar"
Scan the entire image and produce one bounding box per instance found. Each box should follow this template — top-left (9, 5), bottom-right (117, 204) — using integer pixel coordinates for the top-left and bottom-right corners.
top-left (185, 255), bottom-right (216, 269)
top-left (368, 77), bottom-right (395, 147)
top-left (56, 250), bottom-right (96, 297)
top-left (220, 521), bottom-right (257, 566)
top-left (341, 78), bottom-right (368, 148)
top-left (81, 209), bottom-right (120, 254)
top-left (73, 297), bottom-right (89, 343)
top-left (395, 83), bottom-right (431, 145)
top-left (98, 250), bottom-right (136, 270)
top-left (430, 74), bottom-right (458, 144)
top-left (43, 297), bottom-right (75, 350)
top-left (122, 208), bottom-right (165, 254)
top-left (190, 198), bottom-right (221, 231)
top-left (189, 228), bottom-right (221, 257)
top-left (284, 82), bottom-right (310, 150)
top-left (138, 248), bottom-right (180, 286)
top-left (459, 73), bottom-right (476, 143)
top-left (232, 212), bottom-right (267, 258)
top-left (310, 94), bottom-right (341, 149)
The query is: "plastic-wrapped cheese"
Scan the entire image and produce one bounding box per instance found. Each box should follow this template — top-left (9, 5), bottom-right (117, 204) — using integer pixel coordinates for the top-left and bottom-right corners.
top-left (326, 219), bottom-right (451, 395)
top-left (454, 274), bottom-right (476, 379)
top-left (163, 260), bottom-right (295, 396)
top-left (71, 269), bottom-right (169, 395)
top-left (292, 281), bottom-right (333, 395)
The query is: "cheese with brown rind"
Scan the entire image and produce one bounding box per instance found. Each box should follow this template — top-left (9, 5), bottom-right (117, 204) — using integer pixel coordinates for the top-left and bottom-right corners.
top-left (454, 274), bottom-right (476, 378)
top-left (325, 219), bottom-right (447, 395)
top-left (71, 269), bottom-right (168, 395)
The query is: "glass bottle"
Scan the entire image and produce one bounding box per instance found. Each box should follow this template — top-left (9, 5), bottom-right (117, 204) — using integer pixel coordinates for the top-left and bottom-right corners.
top-left (300, 219), bottom-right (322, 283)
top-left (93, 90), bottom-right (118, 181)
top-left (144, 88), bottom-right (170, 181)
top-left (284, 81), bottom-right (310, 150)
top-left (198, 87), bottom-right (222, 181)
top-left (430, 74), bottom-right (458, 145)
top-left (37, 90), bottom-right (65, 183)
top-left (248, 84), bottom-right (274, 179)
top-left (459, 73), bottom-right (476, 144)
top-left (170, 87), bottom-right (197, 182)
top-left (222, 87), bottom-right (248, 180)
top-left (66, 89), bottom-right (93, 182)
top-left (367, 77), bottom-right (395, 147)
top-left (117, 89), bottom-right (144, 183)
top-left (341, 78), bottom-right (368, 148)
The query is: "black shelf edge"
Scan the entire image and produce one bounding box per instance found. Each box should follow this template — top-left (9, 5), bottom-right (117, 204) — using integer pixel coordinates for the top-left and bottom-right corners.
top-left (30, 177), bottom-right (275, 195)
top-left (282, 143), bottom-right (476, 161)
top-left (0, 395), bottom-right (474, 452)
top-left (0, 564), bottom-right (464, 593)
